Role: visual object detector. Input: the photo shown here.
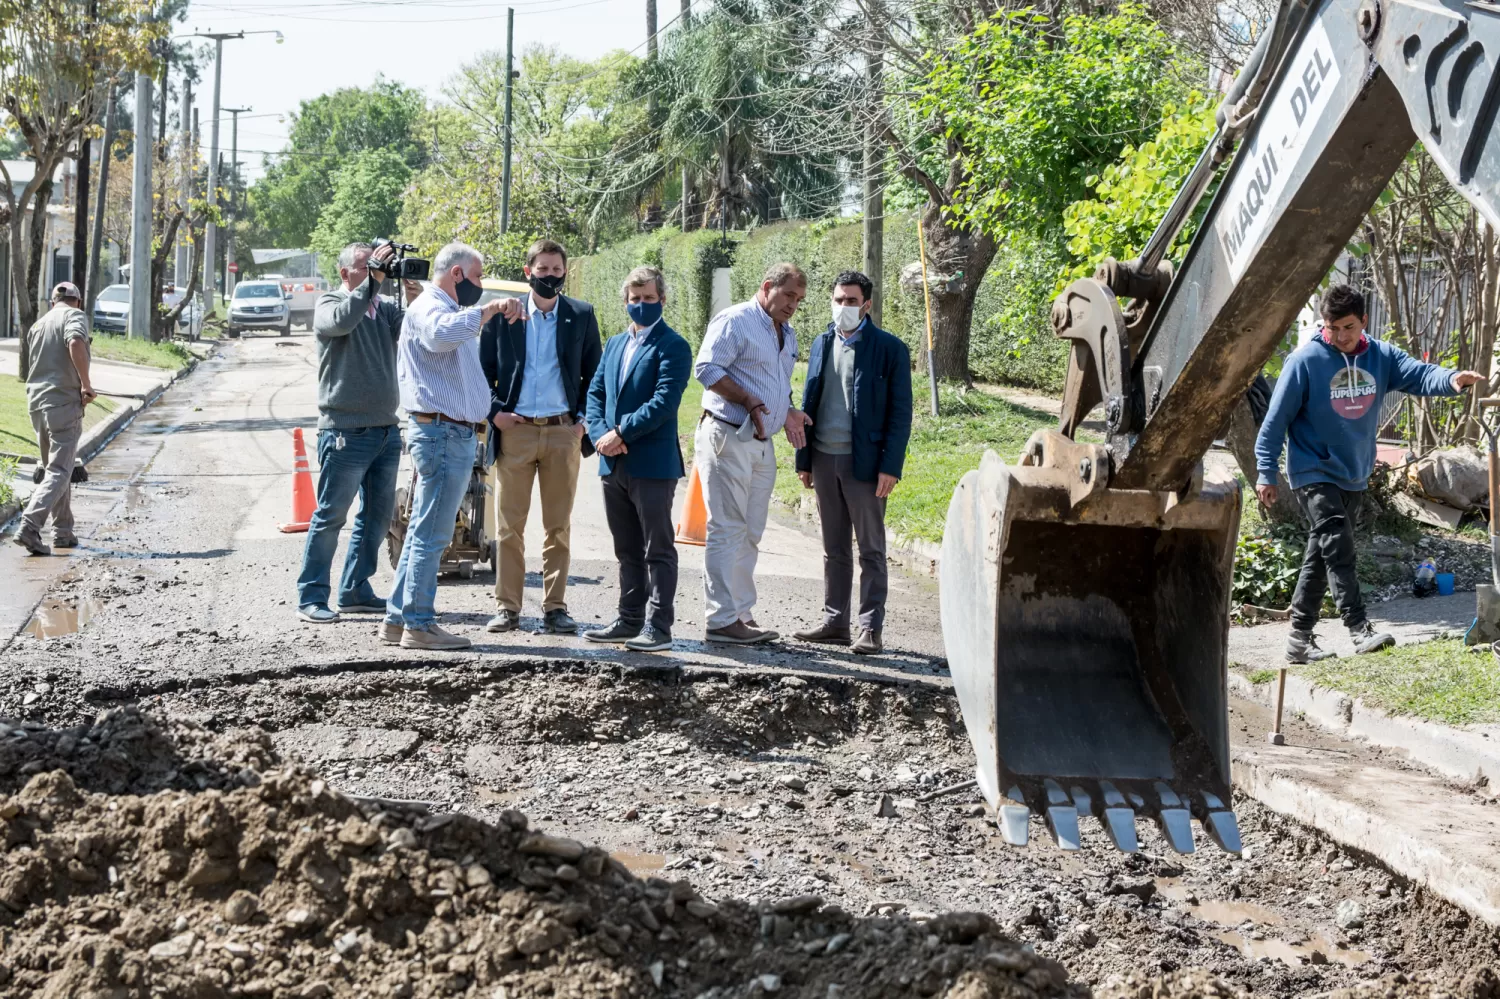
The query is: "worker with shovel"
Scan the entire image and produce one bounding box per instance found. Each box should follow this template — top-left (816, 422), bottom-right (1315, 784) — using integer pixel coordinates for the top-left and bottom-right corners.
top-left (1255, 284), bottom-right (1485, 663)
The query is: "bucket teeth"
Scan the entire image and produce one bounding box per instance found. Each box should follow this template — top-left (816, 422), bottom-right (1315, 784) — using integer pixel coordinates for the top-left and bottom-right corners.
top-left (1154, 783), bottom-right (1196, 854)
top-left (1043, 780), bottom-right (1081, 851)
top-left (1199, 792), bottom-right (1242, 854)
top-left (999, 786), bottom-right (1030, 847)
top-left (1097, 781), bottom-right (1138, 853)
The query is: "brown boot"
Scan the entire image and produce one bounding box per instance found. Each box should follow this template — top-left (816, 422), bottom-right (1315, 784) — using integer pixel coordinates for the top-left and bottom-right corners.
top-left (851, 629), bottom-right (883, 655)
top-left (792, 622), bottom-right (851, 645)
top-left (705, 620), bottom-right (779, 645)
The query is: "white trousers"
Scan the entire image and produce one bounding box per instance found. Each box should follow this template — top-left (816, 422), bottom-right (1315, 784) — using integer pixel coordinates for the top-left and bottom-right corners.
top-left (696, 416), bottom-right (777, 629)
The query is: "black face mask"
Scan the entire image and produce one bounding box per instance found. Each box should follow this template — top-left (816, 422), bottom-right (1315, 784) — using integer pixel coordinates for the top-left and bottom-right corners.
top-left (528, 272), bottom-right (566, 299)
top-left (454, 276), bottom-right (483, 307)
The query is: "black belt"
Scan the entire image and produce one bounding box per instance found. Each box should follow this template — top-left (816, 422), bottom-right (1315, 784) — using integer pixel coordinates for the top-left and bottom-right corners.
top-left (411, 412), bottom-right (481, 431)
top-left (701, 409), bottom-right (741, 429)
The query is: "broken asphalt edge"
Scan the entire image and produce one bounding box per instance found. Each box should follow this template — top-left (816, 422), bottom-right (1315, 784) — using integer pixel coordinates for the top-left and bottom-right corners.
top-left (0, 349), bottom-right (210, 532)
top-left (1226, 669), bottom-right (1500, 787)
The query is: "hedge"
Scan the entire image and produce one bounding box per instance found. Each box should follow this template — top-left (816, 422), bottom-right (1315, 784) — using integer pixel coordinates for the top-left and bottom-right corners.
top-left (566, 227), bottom-right (733, 351)
top-left (570, 216), bottom-right (1069, 390)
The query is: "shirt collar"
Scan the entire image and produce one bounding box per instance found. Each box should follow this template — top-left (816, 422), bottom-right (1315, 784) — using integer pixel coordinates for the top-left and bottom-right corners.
top-left (629, 319), bottom-right (660, 340)
top-left (527, 294), bottom-right (557, 320)
top-left (752, 296), bottom-right (791, 337)
top-left (427, 284), bottom-right (458, 311)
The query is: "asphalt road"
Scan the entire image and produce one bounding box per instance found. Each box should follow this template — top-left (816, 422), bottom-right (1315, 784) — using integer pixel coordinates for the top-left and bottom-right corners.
top-left (1, 331), bottom-right (948, 692)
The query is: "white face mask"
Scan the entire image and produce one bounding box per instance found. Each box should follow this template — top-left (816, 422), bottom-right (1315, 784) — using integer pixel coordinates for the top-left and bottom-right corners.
top-left (832, 302), bottom-right (863, 332)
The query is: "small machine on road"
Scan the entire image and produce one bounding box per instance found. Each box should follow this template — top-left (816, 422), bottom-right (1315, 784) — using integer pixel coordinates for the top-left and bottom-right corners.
top-left (941, 0), bottom-right (1500, 856)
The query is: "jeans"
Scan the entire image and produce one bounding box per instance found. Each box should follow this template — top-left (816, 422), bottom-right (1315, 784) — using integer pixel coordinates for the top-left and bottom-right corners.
top-left (601, 466), bottom-right (678, 633)
top-left (296, 425), bottom-right (401, 609)
top-left (385, 418), bottom-right (476, 632)
top-left (1289, 482), bottom-right (1366, 633)
top-left (22, 402), bottom-right (83, 540)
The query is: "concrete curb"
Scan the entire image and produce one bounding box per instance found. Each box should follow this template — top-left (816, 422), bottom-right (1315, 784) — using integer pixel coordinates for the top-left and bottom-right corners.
top-left (1233, 745), bottom-right (1500, 926)
top-left (1227, 669), bottom-right (1500, 786)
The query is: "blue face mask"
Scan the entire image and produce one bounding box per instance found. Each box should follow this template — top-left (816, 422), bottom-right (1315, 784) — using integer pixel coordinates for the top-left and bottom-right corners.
top-left (626, 301), bottom-right (662, 328)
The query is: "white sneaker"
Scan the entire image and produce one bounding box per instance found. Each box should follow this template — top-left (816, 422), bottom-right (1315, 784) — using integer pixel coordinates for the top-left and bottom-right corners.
top-left (400, 624), bottom-right (472, 651)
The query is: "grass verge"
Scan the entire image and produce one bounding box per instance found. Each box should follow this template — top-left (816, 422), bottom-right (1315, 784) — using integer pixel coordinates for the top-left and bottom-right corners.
top-left (0, 377), bottom-right (118, 459)
top-left (675, 370), bottom-right (1064, 544)
top-left (1289, 639), bottom-right (1500, 726)
top-left (89, 334), bottom-right (194, 370)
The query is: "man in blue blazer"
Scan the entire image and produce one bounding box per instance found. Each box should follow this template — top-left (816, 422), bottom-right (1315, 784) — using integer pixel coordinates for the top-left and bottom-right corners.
top-left (793, 271), bottom-right (912, 655)
top-left (582, 266), bottom-right (692, 652)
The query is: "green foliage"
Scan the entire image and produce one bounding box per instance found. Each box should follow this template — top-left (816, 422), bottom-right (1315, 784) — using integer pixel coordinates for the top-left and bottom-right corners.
top-left (1060, 97), bottom-right (1219, 284)
top-left (246, 79), bottom-right (427, 252)
top-left (1299, 640), bottom-right (1500, 726)
top-left (0, 453), bottom-right (15, 509)
top-left (922, 5), bottom-right (1191, 241)
top-left (310, 149), bottom-right (413, 264)
top-left (1233, 533), bottom-right (1302, 607)
top-left (566, 227), bottom-right (732, 348)
top-left (1247, 669), bottom-right (1279, 685)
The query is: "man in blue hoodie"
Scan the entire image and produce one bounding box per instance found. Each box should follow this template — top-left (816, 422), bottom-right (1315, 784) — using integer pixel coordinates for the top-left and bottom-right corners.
top-left (1255, 284), bottom-right (1485, 663)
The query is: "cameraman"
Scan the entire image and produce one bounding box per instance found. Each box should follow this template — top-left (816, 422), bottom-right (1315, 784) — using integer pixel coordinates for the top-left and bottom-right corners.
top-left (295, 241), bottom-right (421, 623)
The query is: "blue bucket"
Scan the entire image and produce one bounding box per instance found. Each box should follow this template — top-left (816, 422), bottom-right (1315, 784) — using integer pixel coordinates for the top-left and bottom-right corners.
top-left (1436, 572), bottom-right (1455, 596)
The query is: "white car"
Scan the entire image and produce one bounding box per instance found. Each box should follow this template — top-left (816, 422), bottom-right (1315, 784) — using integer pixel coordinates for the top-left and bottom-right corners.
top-left (92, 284), bottom-right (130, 333)
top-left (227, 280), bottom-right (292, 337)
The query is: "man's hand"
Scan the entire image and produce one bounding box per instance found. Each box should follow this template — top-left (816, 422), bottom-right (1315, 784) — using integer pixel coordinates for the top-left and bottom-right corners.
top-left (745, 401), bottom-right (769, 440)
top-left (481, 299), bottom-right (507, 323)
top-left (797, 470), bottom-right (813, 490)
top-left (876, 473), bottom-right (899, 499)
top-left (596, 429), bottom-right (628, 456)
top-left (1256, 483), bottom-right (1278, 507)
top-left (784, 408), bottom-right (812, 449)
top-left (1453, 370), bottom-right (1486, 390)
top-left (80, 386), bottom-right (97, 407)
top-left (402, 279), bottom-right (423, 305)
top-left (369, 243), bottom-right (396, 282)
top-left (570, 420), bottom-right (586, 440)
top-left (492, 411), bottom-right (524, 431)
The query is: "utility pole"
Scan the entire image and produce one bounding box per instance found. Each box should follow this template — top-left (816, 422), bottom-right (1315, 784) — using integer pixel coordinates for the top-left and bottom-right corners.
top-left (86, 80), bottom-right (118, 319)
top-left (646, 0), bottom-right (661, 228)
top-left (500, 7), bottom-right (515, 235)
top-left (202, 34), bottom-right (228, 319)
top-left (129, 72), bottom-right (154, 341)
top-left (224, 106), bottom-right (250, 296)
top-left (72, 0), bottom-right (98, 291)
top-left (176, 78), bottom-right (192, 290)
top-left (862, 38), bottom-right (884, 327)
top-left (679, 0), bottom-right (692, 228)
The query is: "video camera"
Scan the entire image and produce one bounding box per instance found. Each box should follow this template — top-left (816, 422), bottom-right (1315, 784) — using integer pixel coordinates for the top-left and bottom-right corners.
top-left (371, 238), bottom-right (430, 282)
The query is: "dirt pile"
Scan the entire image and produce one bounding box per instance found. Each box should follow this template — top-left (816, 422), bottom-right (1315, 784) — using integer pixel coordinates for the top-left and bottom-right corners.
top-left (0, 761), bottom-right (1085, 998)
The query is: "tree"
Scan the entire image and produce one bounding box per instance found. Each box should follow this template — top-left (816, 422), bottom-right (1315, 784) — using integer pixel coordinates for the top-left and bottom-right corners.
top-left (902, 4), bottom-right (1192, 379)
top-left (0, 0), bottom-right (160, 367)
top-left (309, 149), bottom-right (412, 262)
top-left (245, 79), bottom-right (426, 251)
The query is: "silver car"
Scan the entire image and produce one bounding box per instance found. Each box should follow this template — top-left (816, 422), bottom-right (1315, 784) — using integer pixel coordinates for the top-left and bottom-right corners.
top-left (227, 280), bottom-right (292, 337)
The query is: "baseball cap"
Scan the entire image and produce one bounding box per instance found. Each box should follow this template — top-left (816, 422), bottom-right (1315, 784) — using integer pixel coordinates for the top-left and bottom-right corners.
top-left (51, 281), bottom-right (82, 302)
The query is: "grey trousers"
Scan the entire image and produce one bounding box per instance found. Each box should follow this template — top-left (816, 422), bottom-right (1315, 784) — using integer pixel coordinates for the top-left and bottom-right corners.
top-left (811, 448), bottom-right (888, 631)
top-left (601, 465), bottom-right (679, 633)
top-left (23, 402), bottom-right (83, 540)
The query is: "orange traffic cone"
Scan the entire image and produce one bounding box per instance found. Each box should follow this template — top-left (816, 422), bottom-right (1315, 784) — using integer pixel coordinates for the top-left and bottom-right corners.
top-left (675, 464), bottom-right (708, 546)
top-left (278, 428), bottom-right (316, 533)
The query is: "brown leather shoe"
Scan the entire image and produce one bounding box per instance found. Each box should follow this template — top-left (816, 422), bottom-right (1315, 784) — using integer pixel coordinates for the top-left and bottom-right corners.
top-left (851, 629), bottom-right (883, 655)
top-left (705, 620), bottom-right (779, 645)
top-left (792, 622), bottom-right (851, 645)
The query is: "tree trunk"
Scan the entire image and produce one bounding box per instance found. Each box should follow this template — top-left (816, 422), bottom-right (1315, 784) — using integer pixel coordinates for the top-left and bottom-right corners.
top-left (920, 205), bottom-right (995, 383)
top-left (16, 178), bottom-right (55, 380)
top-left (1225, 396), bottom-right (1301, 525)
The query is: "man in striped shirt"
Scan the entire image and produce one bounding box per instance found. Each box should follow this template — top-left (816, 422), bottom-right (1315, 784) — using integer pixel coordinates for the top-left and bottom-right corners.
top-left (693, 262), bottom-right (813, 644)
top-left (382, 242), bottom-right (516, 651)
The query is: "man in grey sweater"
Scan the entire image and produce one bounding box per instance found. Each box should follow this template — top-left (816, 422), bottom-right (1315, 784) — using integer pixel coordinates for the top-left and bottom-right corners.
top-left (295, 242), bottom-right (417, 622)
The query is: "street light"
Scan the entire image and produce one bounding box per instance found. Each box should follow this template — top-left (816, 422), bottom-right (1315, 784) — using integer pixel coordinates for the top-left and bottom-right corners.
top-left (191, 29), bottom-right (283, 322)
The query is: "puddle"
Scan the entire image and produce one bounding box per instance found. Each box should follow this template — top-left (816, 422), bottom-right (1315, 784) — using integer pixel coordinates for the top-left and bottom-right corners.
top-left (611, 849), bottom-right (667, 874)
top-left (1211, 929), bottom-right (1372, 968)
top-left (1157, 879), bottom-right (1371, 969)
top-left (24, 594), bottom-right (103, 639)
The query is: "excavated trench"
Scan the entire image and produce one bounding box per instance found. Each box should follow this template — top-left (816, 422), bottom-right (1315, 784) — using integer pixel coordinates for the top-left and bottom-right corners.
top-left (2, 659), bottom-right (1498, 998)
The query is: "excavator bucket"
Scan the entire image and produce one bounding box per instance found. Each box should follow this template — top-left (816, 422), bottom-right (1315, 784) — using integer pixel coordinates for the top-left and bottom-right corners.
top-left (940, 434), bottom-right (1242, 854)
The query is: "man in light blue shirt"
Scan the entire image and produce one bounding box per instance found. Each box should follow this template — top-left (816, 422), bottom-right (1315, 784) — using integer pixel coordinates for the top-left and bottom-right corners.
top-left (382, 242), bottom-right (513, 652)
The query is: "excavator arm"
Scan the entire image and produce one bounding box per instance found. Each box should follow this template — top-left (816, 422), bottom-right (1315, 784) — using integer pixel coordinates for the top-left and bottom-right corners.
top-left (940, 0), bottom-right (1500, 855)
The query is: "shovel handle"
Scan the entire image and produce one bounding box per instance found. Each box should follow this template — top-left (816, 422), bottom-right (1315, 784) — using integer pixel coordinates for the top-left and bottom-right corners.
top-left (1482, 397), bottom-right (1500, 409)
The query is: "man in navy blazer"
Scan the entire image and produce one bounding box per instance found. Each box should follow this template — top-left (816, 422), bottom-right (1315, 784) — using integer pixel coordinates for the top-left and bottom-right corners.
top-left (581, 266), bottom-right (692, 652)
top-left (479, 238), bottom-right (602, 636)
top-left (793, 271), bottom-right (912, 655)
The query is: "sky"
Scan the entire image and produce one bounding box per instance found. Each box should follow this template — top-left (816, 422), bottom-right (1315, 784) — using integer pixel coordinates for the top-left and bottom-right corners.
top-left (175, 0), bottom-right (670, 181)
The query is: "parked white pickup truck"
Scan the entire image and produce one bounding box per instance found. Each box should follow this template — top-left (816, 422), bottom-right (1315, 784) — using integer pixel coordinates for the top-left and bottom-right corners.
top-left (276, 277), bottom-right (328, 330)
